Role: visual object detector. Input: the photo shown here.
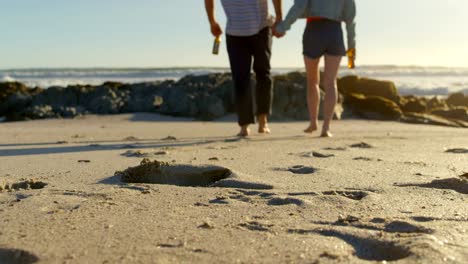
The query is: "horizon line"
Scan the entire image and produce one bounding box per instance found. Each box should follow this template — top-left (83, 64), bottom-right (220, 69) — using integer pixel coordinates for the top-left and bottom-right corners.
top-left (1, 64), bottom-right (467, 71)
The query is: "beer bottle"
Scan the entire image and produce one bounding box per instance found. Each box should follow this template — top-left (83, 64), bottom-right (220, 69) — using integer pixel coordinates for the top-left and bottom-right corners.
top-left (347, 48), bottom-right (356, 69)
top-left (212, 36), bottom-right (221, 55)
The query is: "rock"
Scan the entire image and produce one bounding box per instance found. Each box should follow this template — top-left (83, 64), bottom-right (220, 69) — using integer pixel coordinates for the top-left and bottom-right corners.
top-left (426, 96), bottom-right (447, 111)
top-left (343, 93), bottom-right (402, 120)
top-left (124, 82), bottom-right (165, 112)
top-left (21, 105), bottom-right (57, 120)
top-left (158, 88), bottom-right (197, 117)
top-left (338, 75), bottom-right (399, 102)
top-left (31, 86), bottom-right (79, 108)
top-left (401, 112), bottom-right (462, 128)
top-left (400, 96), bottom-right (427, 113)
top-left (0, 82), bottom-right (30, 102)
top-left (446, 92), bottom-right (468, 107)
top-left (196, 94), bottom-right (225, 120)
top-left (431, 107), bottom-right (468, 122)
top-left (56, 106), bottom-right (87, 118)
top-left (0, 92), bottom-right (32, 117)
top-left (86, 86), bottom-right (128, 114)
top-left (272, 72), bottom-right (343, 120)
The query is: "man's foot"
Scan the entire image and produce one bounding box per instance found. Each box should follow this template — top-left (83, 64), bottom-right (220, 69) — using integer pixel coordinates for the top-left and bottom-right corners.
top-left (304, 124), bottom-right (318, 133)
top-left (237, 126), bottom-right (250, 137)
top-left (320, 131), bottom-right (333, 138)
top-left (257, 114), bottom-right (271, 134)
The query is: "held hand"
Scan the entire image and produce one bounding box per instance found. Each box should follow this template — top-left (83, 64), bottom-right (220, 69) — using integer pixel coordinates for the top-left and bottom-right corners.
top-left (210, 21), bottom-right (223, 37)
top-left (272, 21), bottom-right (285, 38)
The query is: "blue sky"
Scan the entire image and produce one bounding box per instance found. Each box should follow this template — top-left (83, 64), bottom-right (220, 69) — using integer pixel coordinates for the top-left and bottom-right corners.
top-left (1, 0), bottom-right (467, 69)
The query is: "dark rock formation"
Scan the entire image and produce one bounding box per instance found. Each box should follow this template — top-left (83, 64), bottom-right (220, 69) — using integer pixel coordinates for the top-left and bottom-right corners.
top-left (446, 92), bottom-right (468, 107)
top-left (344, 93), bottom-right (402, 120)
top-left (399, 95), bottom-right (427, 113)
top-left (338, 75), bottom-right (399, 102)
top-left (272, 71), bottom-right (343, 120)
top-left (0, 72), bottom-right (466, 128)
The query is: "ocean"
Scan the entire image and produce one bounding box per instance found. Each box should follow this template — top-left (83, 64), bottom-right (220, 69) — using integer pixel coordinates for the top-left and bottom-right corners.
top-left (1, 66), bottom-right (467, 96)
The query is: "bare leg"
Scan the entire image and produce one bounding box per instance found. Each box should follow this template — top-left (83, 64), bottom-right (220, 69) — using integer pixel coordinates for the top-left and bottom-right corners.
top-left (238, 125), bottom-right (251, 137)
top-left (321, 55), bottom-right (342, 137)
top-left (257, 114), bottom-right (271, 134)
top-left (303, 56), bottom-right (321, 133)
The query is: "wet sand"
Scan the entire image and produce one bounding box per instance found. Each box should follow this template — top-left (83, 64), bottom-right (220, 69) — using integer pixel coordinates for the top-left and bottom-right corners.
top-left (0, 113), bottom-right (467, 263)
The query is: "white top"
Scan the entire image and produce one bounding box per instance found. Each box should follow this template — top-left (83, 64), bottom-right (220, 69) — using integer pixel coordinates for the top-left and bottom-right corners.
top-left (220, 0), bottom-right (270, 37)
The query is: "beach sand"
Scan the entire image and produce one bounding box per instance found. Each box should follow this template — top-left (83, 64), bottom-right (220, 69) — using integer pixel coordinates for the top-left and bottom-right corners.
top-left (0, 113), bottom-right (467, 263)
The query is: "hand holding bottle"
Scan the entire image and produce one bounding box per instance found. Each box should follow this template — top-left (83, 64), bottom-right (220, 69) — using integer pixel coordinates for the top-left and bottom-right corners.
top-left (347, 48), bottom-right (356, 69)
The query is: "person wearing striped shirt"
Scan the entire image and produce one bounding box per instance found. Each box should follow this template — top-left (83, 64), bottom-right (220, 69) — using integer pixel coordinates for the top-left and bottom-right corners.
top-left (205, 0), bottom-right (283, 137)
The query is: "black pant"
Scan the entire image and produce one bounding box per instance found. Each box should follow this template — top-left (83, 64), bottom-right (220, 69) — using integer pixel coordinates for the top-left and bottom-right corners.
top-left (226, 27), bottom-right (273, 126)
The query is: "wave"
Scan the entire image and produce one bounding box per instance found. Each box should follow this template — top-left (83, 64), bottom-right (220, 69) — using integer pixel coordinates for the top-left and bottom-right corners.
top-left (1, 74), bottom-right (16, 82)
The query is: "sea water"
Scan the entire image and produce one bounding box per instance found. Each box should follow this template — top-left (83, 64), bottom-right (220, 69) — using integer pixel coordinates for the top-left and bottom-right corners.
top-left (1, 66), bottom-right (467, 96)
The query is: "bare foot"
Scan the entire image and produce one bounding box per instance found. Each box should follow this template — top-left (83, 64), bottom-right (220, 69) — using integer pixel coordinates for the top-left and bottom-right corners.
top-left (257, 114), bottom-right (270, 134)
top-left (237, 126), bottom-right (250, 137)
top-left (258, 126), bottom-right (271, 134)
top-left (320, 131), bottom-right (333, 138)
top-left (304, 125), bottom-right (318, 133)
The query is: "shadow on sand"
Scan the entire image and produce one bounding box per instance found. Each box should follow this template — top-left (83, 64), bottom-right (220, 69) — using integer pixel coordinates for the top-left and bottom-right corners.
top-left (0, 133), bottom-right (310, 157)
top-left (395, 178), bottom-right (468, 194)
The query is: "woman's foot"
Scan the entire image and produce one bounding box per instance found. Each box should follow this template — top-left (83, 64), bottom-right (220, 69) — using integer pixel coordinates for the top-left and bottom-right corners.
top-left (258, 126), bottom-right (271, 134)
top-left (304, 123), bottom-right (318, 133)
top-left (320, 131), bottom-right (333, 138)
top-left (237, 126), bottom-right (250, 137)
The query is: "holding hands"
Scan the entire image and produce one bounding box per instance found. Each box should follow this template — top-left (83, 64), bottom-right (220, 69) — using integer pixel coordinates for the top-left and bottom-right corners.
top-left (272, 19), bottom-right (285, 38)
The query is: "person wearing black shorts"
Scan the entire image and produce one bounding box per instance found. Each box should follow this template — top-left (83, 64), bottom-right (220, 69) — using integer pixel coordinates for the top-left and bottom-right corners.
top-left (276, 0), bottom-right (356, 137)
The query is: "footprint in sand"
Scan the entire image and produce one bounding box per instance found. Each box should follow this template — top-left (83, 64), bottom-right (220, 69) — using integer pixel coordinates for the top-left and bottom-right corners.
top-left (209, 196), bottom-right (230, 204)
top-left (350, 142), bottom-right (373, 149)
top-left (445, 148), bottom-right (468, 154)
top-left (279, 165), bottom-right (317, 175)
top-left (395, 178), bottom-right (468, 194)
top-left (323, 147), bottom-right (347, 151)
top-left (289, 228), bottom-right (412, 262)
top-left (0, 248), bottom-right (39, 264)
top-left (267, 197), bottom-right (305, 206)
top-left (0, 180), bottom-right (47, 192)
top-left (329, 216), bottom-right (435, 234)
top-left (322, 190), bottom-right (369, 200)
top-left (121, 150), bottom-right (153, 158)
top-left (238, 221), bottom-right (274, 232)
top-left (353, 157), bottom-right (373, 161)
top-left (115, 159), bottom-right (273, 190)
top-left (299, 216), bottom-right (460, 262)
top-left (302, 151), bottom-right (335, 158)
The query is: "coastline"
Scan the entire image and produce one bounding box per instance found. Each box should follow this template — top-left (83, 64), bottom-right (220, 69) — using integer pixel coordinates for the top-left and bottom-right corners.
top-left (1, 72), bottom-right (467, 128)
top-left (2, 66), bottom-right (468, 96)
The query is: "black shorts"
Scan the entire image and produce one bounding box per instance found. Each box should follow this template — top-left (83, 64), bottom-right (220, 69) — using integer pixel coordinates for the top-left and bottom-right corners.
top-left (302, 19), bottom-right (346, 59)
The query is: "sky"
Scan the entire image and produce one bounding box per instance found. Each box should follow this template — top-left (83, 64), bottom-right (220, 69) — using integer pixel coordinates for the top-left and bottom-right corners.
top-left (1, 0), bottom-right (468, 69)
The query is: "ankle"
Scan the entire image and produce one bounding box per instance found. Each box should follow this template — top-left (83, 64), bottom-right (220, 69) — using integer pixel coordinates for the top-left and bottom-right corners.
top-left (257, 114), bottom-right (268, 127)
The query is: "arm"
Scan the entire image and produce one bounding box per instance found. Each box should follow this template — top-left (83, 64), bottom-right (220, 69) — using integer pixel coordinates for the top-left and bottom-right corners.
top-left (275, 0), bottom-right (308, 34)
top-left (204, 0), bottom-right (222, 37)
top-left (272, 0), bottom-right (284, 37)
top-left (344, 0), bottom-right (356, 50)
top-left (272, 0), bottom-right (283, 22)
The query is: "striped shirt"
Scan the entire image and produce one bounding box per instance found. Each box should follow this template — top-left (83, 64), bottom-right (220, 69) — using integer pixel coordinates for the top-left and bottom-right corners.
top-left (220, 0), bottom-right (270, 37)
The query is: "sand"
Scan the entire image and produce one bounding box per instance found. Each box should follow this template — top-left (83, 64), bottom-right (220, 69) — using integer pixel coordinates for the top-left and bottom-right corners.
top-left (0, 113), bottom-right (467, 264)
